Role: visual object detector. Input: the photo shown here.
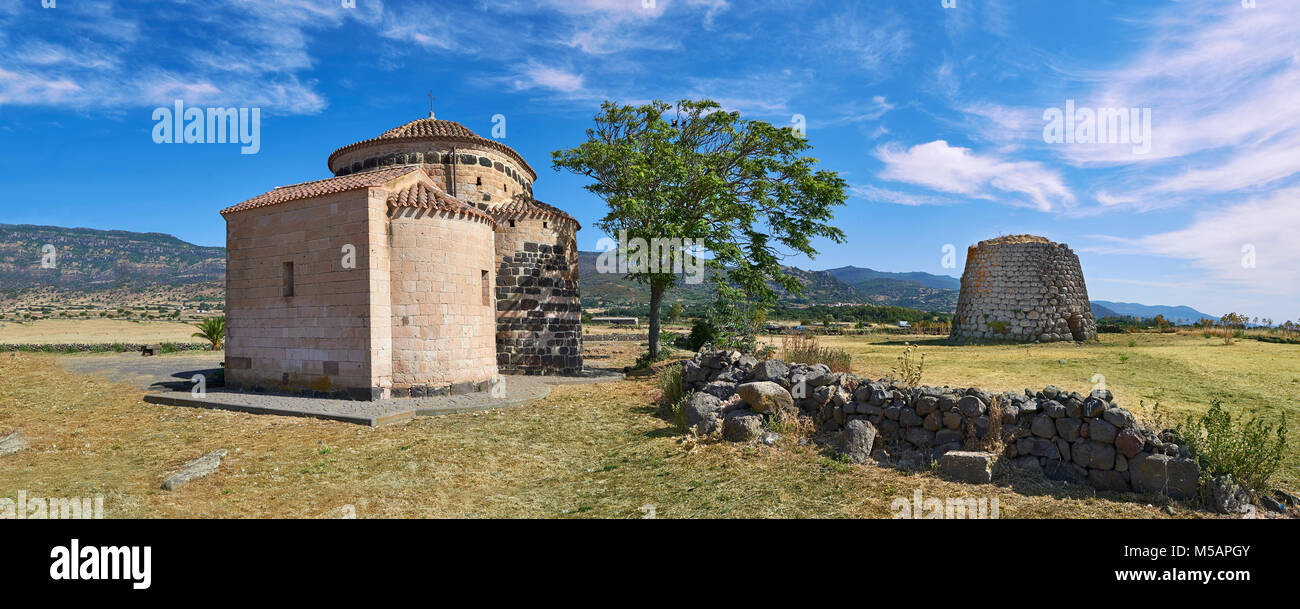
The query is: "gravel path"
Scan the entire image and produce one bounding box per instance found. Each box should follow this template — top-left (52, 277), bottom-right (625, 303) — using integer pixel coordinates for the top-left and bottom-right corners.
top-left (56, 352), bottom-right (224, 391)
top-left (52, 351), bottom-right (626, 426)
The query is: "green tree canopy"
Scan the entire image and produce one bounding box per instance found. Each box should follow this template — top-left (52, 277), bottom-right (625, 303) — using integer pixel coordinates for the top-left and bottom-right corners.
top-left (553, 99), bottom-right (847, 357)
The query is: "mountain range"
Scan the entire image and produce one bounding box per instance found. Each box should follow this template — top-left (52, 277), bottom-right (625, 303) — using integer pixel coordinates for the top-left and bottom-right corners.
top-left (0, 224), bottom-right (225, 291)
top-left (0, 224), bottom-right (1217, 320)
top-left (1089, 301), bottom-right (1217, 324)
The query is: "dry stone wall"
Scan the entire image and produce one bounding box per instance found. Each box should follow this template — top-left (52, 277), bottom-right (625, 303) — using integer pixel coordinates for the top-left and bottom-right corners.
top-left (680, 349), bottom-right (1202, 500)
top-left (951, 235), bottom-right (1097, 343)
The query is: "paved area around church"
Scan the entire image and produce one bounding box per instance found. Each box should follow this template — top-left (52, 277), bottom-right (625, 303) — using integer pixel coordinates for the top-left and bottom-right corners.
top-left (54, 352), bottom-right (624, 427)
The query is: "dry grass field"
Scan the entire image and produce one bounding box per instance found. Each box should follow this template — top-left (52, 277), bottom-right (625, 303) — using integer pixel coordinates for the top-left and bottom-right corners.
top-left (0, 355), bottom-right (1228, 519)
top-left (0, 332), bottom-right (1292, 518)
top-left (0, 319), bottom-right (202, 344)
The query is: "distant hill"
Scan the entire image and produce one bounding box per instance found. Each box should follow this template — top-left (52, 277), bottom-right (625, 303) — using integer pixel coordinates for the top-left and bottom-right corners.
top-left (824, 266), bottom-right (961, 291)
top-left (0, 224), bottom-right (224, 291)
top-left (1090, 302), bottom-right (1122, 319)
top-left (577, 251), bottom-right (864, 308)
top-left (1090, 300), bottom-right (1217, 324)
top-left (844, 278), bottom-right (959, 311)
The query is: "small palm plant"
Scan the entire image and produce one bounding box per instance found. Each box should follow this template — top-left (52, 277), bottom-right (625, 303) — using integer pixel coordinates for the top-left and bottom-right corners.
top-left (192, 316), bottom-right (226, 350)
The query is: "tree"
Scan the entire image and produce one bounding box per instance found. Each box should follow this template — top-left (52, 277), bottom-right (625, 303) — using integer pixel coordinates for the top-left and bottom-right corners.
top-left (553, 99), bottom-right (847, 358)
top-left (667, 302), bottom-right (685, 322)
top-left (192, 316), bottom-right (226, 350)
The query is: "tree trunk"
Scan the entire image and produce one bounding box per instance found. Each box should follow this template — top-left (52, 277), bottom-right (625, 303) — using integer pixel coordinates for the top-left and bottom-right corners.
top-left (648, 283), bottom-right (665, 358)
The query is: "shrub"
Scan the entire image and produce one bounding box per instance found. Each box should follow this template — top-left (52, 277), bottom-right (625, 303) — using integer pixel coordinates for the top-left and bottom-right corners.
top-left (892, 343), bottom-right (925, 387)
top-left (686, 319), bottom-right (717, 351)
top-left (634, 347), bottom-right (675, 370)
top-left (1177, 401), bottom-right (1288, 493)
top-left (781, 333), bottom-right (852, 372)
top-left (160, 342), bottom-right (179, 354)
top-left (657, 363), bottom-right (685, 408)
top-left (656, 364), bottom-right (689, 430)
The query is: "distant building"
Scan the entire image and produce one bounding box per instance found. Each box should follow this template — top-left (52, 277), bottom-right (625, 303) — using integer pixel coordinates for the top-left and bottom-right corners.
top-left (898, 321), bottom-right (911, 328)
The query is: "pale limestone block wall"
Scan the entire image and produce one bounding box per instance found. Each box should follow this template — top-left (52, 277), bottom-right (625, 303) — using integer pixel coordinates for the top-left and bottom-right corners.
top-left (493, 216), bottom-right (583, 375)
top-left (387, 208), bottom-right (498, 393)
top-left (951, 236), bottom-right (1098, 343)
top-left (224, 190), bottom-right (386, 399)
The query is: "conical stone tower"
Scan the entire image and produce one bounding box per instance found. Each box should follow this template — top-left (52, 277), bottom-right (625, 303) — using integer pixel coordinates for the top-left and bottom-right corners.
top-left (950, 235), bottom-right (1097, 343)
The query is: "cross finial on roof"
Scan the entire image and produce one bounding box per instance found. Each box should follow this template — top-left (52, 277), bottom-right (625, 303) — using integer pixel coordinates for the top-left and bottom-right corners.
top-left (428, 91), bottom-right (435, 119)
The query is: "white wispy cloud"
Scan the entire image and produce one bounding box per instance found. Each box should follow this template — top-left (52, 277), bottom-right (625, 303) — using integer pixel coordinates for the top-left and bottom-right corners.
top-left (851, 185), bottom-right (963, 207)
top-left (875, 140), bottom-right (1075, 212)
top-left (1085, 187), bottom-right (1300, 298)
top-left (816, 6), bottom-right (910, 79)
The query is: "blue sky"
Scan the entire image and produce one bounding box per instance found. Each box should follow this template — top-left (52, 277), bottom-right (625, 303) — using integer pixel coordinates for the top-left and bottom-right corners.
top-left (0, 0), bottom-right (1297, 321)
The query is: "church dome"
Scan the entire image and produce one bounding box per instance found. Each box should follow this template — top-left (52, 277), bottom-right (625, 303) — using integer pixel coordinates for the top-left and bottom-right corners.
top-left (327, 114), bottom-right (537, 181)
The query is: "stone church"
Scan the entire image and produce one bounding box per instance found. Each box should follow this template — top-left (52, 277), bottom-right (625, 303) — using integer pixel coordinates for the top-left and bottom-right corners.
top-left (220, 112), bottom-right (583, 400)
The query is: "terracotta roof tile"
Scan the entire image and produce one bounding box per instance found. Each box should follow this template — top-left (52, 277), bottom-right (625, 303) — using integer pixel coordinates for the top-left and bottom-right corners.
top-left (327, 117), bottom-right (536, 179)
top-left (221, 166), bottom-right (419, 215)
top-left (387, 181), bottom-right (497, 227)
top-left (491, 196), bottom-right (581, 230)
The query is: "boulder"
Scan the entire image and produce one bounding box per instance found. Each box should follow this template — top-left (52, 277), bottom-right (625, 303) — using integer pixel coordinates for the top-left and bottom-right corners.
top-left (1129, 454), bottom-right (1199, 499)
top-left (1042, 400), bottom-right (1067, 419)
top-left (702, 381), bottom-right (738, 400)
top-left (683, 393), bottom-right (723, 435)
top-left (1089, 419), bottom-right (1119, 444)
top-left (1055, 418), bottom-right (1082, 442)
top-left (1088, 441), bottom-right (1116, 470)
top-left (1083, 397), bottom-right (1108, 418)
top-left (1056, 438), bottom-right (1071, 463)
top-left (1206, 475), bottom-right (1250, 515)
top-left (905, 427), bottom-right (935, 449)
top-left (922, 412), bottom-right (942, 432)
top-left (938, 451), bottom-right (995, 484)
top-left (806, 370), bottom-right (839, 387)
top-left (1001, 403), bottom-right (1019, 425)
top-left (915, 396), bottom-right (939, 415)
top-left (162, 449), bottom-right (228, 491)
top-left (935, 429), bottom-right (963, 446)
top-left (1031, 414), bottom-right (1057, 439)
top-left (1103, 407), bottom-right (1136, 429)
top-left (1088, 469), bottom-right (1131, 492)
top-left (1115, 428), bottom-right (1145, 458)
top-left (957, 395), bottom-right (986, 417)
top-left (735, 382), bottom-right (793, 414)
top-left (722, 410), bottom-right (765, 442)
top-left (899, 407), bottom-right (924, 427)
top-left (1028, 437), bottom-right (1059, 459)
top-left (941, 412), bottom-right (963, 430)
top-left (1042, 385), bottom-right (1061, 400)
top-left (750, 359), bottom-right (787, 383)
top-left (0, 431), bottom-right (27, 457)
top-left (840, 419), bottom-right (878, 464)
top-left (682, 360), bottom-right (708, 385)
top-left (1043, 459), bottom-right (1089, 484)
